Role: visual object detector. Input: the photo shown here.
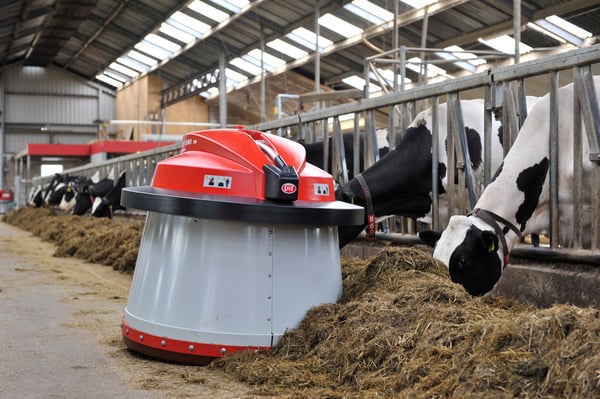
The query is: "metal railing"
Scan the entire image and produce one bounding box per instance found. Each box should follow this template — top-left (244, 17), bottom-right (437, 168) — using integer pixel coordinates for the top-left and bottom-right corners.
top-left (24, 44), bottom-right (600, 259)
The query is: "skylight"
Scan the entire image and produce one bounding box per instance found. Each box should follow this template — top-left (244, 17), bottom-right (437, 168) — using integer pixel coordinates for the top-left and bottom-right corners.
top-left (96, 74), bottom-right (123, 88)
top-left (406, 57), bottom-right (447, 78)
top-left (343, 75), bottom-right (381, 93)
top-left (135, 40), bottom-right (172, 60)
top-left (400, 0), bottom-right (437, 8)
top-left (109, 62), bottom-right (139, 78)
top-left (531, 15), bottom-right (592, 46)
top-left (478, 35), bottom-right (533, 54)
top-left (168, 11), bottom-right (211, 37)
top-left (376, 68), bottom-right (412, 85)
top-left (319, 14), bottom-right (362, 38)
top-left (159, 22), bottom-right (196, 44)
top-left (145, 33), bottom-right (181, 53)
top-left (527, 22), bottom-right (567, 44)
top-left (267, 39), bottom-right (308, 59)
top-left (245, 49), bottom-right (286, 72)
top-left (211, 0), bottom-right (249, 13)
top-left (287, 27), bottom-right (333, 52)
top-left (545, 15), bottom-right (592, 39)
top-left (127, 50), bottom-right (158, 67)
top-left (116, 56), bottom-right (150, 73)
top-left (225, 67), bottom-right (249, 86)
top-left (435, 45), bottom-right (486, 72)
top-left (229, 57), bottom-right (263, 76)
top-left (188, 0), bottom-right (230, 23)
top-left (344, 0), bottom-right (393, 25)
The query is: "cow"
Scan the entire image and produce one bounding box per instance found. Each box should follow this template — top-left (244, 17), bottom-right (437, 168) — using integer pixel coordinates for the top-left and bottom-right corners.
top-left (72, 176), bottom-right (114, 215)
top-left (27, 185), bottom-right (44, 207)
top-left (335, 98), bottom-right (508, 248)
top-left (59, 171), bottom-right (100, 213)
top-left (419, 78), bottom-right (596, 296)
top-left (301, 130), bottom-right (396, 182)
top-left (91, 171), bottom-right (126, 218)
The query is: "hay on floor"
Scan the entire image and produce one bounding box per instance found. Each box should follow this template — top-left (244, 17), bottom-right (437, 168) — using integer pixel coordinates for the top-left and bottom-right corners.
top-left (5, 207), bottom-right (600, 398)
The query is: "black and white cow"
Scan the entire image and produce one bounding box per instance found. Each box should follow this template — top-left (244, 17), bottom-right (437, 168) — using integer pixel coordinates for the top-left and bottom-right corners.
top-left (302, 130), bottom-right (396, 181)
top-left (72, 175), bottom-right (115, 215)
top-left (59, 171), bottom-right (100, 213)
top-left (91, 171), bottom-right (126, 218)
top-left (335, 99), bottom-right (507, 247)
top-left (419, 79), bottom-right (596, 296)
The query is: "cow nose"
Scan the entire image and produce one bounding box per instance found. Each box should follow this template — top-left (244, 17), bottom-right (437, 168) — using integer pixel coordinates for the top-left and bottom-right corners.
top-left (457, 257), bottom-right (469, 270)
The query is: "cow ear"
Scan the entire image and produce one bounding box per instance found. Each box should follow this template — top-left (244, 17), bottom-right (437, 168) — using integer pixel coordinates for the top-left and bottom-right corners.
top-left (418, 230), bottom-right (442, 247)
top-left (481, 230), bottom-right (499, 253)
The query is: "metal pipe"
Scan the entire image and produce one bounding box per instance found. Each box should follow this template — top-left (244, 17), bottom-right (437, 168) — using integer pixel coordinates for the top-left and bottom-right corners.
top-left (514, 0), bottom-right (521, 64)
top-left (219, 51), bottom-right (227, 128)
top-left (431, 97), bottom-right (440, 229)
top-left (549, 72), bottom-right (560, 247)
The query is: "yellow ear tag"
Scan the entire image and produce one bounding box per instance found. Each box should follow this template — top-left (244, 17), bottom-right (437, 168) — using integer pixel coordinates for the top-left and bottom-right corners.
top-left (489, 241), bottom-right (496, 252)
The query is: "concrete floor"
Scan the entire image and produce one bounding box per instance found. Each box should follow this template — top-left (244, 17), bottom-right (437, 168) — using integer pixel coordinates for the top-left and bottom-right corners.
top-left (0, 222), bottom-right (152, 399)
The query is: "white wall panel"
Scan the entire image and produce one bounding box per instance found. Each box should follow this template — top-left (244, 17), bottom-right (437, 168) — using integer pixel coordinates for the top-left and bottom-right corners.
top-left (4, 65), bottom-right (98, 96)
top-left (6, 95), bottom-right (98, 125)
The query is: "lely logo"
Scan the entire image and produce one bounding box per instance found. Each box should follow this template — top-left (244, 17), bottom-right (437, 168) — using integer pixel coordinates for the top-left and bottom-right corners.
top-left (281, 183), bottom-right (297, 194)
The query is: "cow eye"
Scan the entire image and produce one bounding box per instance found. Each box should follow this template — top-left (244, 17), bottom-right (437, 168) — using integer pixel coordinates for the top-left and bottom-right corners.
top-left (458, 257), bottom-right (470, 268)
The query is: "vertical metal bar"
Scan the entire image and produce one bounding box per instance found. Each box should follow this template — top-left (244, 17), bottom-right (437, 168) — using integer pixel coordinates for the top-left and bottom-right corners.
top-left (514, 0), bottom-right (521, 64)
top-left (446, 98), bottom-right (455, 218)
top-left (389, 0), bottom-right (399, 149)
top-left (333, 116), bottom-right (349, 184)
top-left (549, 72), bottom-right (560, 247)
top-left (503, 82), bottom-right (520, 148)
top-left (260, 26), bottom-right (266, 124)
top-left (353, 113), bottom-right (360, 176)
top-left (219, 52), bottom-right (227, 128)
top-left (484, 85), bottom-right (493, 186)
top-left (573, 68), bottom-right (583, 248)
top-left (573, 65), bottom-right (600, 250)
top-left (516, 79), bottom-right (528, 126)
top-left (431, 96), bottom-right (440, 229)
top-left (322, 120), bottom-right (329, 173)
top-left (448, 93), bottom-right (478, 210)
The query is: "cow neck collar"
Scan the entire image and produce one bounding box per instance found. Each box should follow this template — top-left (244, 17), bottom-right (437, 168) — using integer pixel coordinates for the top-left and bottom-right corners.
top-left (354, 173), bottom-right (376, 241)
top-left (469, 208), bottom-right (524, 267)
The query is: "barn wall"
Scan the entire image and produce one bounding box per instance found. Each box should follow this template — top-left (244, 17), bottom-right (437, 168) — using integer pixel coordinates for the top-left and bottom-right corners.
top-left (2, 64), bottom-right (115, 191)
top-left (115, 74), bottom-right (209, 140)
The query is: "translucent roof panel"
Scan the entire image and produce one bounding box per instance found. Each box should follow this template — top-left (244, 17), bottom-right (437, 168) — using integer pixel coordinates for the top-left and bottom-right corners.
top-left (225, 67), bottom-right (249, 86)
top-left (267, 39), bottom-right (308, 59)
top-left (145, 33), bottom-right (181, 53)
top-left (406, 57), bottom-right (447, 78)
top-left (478, 35), bottom-right (533, 54)
top-left (211, 0), bottom-right (249, 13)
top-left (109, 62), bottom-right (139, 78)
top-left (96, 74), bottom-right (123, 88)
top-left (168, 11), bottom-right (211, 37)
top-left (188, 0), bottom-right (230, 23)
top-left (400, 0), bottom-right (437, 8)
top-left (319, 14), bottom-right (362, 38)
top-left (127, 50), bottom-right (158, 68)
top-left (376, 68), bottom-right (412, 85)
top-left (343, 75), bottom-right (381, 93)
top-left (344, 0), bottom-right (393, 25)
top-left (545, 15), bottom-right (592, 39)
top-left (159, 22), bottom-right (196, 44)
top-left (229, 57), bottom-right (263, 76)
top-left (135, 40), bottom-right (172, 61)
top-left (246, 49), bottom-right (287, 71)
top-left (116, 56), bottom-right (151, 73)
top-left (532, 15), bottom-right (592, 46)
top-left (287, 27), bottom-right (333, 52)
top-left (435, 45), bottom-right (486, 73)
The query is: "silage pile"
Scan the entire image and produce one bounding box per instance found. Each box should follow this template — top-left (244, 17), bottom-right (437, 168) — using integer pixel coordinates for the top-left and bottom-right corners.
top-left (5, 207), bottom-right (600, 398)
top-left (3, 207), bottom-right (142, 273)
top-left (213, 248), bottom-right (600, 398)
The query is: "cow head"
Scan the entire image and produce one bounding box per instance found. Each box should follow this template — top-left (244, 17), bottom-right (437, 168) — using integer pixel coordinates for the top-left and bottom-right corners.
top-left (420, 215), bottom-right (505, 296)
top-left (335, 123), bottom-right (445, 247)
